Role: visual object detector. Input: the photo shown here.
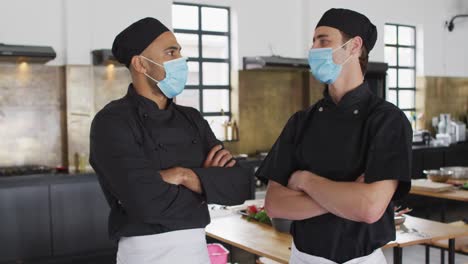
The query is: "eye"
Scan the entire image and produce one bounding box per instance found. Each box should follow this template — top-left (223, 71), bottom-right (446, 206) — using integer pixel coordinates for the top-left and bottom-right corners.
top-left (320, 39), bottom-right (329, 46)
top-left (167, 50), bottom-right (175, 56)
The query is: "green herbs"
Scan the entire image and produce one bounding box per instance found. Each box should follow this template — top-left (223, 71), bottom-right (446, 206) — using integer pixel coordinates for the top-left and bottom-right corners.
top-left (245, 205), bottom-right (272, 225)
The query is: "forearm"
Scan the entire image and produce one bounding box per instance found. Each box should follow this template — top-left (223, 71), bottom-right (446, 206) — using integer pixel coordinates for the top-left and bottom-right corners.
top-left (265, 181), bottom-right (328, 221)
top-left (300, 176), bottom-right (395, 223)
top-left (181, 168), bottom-right (203, 194)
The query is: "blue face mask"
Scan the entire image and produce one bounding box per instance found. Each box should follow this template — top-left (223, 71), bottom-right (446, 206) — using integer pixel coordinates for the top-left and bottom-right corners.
top-left (140, 56), bottom-right (188, 99)
top-left (308, 39), bottom-right (353, 84)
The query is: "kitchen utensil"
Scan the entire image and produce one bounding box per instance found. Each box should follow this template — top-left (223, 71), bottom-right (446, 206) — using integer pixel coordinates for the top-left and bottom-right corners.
top-left (395, 208), bottom-right (413, 217)
top-left (424, 169), bottom-right (453, 183)
top-left (271, 218), bottom-right (292, 233)
top-left (441, 167), bottom-right (468, 180)
top-left (394, 215), bottom-right (406, 226)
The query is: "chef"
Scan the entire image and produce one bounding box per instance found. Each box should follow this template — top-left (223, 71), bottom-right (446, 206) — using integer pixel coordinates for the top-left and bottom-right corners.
top-left (89, 17), bottom-right (250, 264)
top-left (258, 8), bottom-right (412, 264)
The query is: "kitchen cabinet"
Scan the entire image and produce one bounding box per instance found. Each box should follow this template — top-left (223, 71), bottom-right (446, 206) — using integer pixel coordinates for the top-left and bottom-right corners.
top-left (50, 181), bottom-right (115, 256)
top-left (444, 143), bottom-right (468, 166)
top-left (0, 185), bottom-right (52, 262)
top-left (412, 142), bottom-right (468, 179)
top-left (0, 173), bottom-right (116, 263)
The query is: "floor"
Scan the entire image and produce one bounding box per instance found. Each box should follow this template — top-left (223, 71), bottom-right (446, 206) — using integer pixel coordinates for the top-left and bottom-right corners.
top-left (382, 245), bottom-right (468, 264)
top-left (258, 246), bottom-right (468, 264)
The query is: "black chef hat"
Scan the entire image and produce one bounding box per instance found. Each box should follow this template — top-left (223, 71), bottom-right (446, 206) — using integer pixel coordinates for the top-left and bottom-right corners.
top-left (316, 8), bottom-right (377, 53)
top-left (112, 17), bottom-right (169, 68)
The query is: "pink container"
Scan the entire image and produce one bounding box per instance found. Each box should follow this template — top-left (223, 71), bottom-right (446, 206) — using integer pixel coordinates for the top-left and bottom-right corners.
top-left (207, 243), bottom-right (229, 264)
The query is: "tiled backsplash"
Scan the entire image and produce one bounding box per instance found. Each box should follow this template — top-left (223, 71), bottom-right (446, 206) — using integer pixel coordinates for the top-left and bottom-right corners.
top-left (0, 63), bottom-right (130, 169)
top-left (0, 64), bottom-right (66, 167)
top-left (66, 65), bottom-right (130, 172)
top-left (416, 76), bottom-right (468, 132)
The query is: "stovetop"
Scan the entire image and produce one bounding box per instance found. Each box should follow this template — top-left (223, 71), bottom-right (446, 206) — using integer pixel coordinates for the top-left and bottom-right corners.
top-left (0, 165), bottom-right (55, 177)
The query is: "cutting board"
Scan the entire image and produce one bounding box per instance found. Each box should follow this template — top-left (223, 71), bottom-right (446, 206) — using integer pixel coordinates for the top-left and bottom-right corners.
top-left (411, 179), bottom-right (454, 192)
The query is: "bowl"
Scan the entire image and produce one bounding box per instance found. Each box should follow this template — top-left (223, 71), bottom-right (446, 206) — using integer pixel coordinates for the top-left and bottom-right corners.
top-left (423, 169), bottom-right (453, 183)
top-left (394, 215), bottom-right (406, 226)
top-left (440, 167), bottom-right (468, 180)
top-left (271, 218), bottom-right (292, 233)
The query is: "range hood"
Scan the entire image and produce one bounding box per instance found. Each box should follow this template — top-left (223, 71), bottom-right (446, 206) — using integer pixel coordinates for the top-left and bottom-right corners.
top-left (243, 56), bottom-right (309, 70)
top-left (243, 56), bottom-right (388, 75)
top-left (92, 49), bottom-right (121, 66)
top-left (0, 43), bottom-right (56, 63)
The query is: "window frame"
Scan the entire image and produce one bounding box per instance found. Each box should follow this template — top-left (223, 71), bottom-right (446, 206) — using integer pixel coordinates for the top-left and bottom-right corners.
top-left (173, 2), bottom-right (232, 118)
top-left (384, 23), bottom-right (417, 113)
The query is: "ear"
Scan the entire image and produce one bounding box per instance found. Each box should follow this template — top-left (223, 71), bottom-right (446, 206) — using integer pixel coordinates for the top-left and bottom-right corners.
top-left (351, 36), bottom-right (364, 56)
top-left (130, 56), bottom-right (147, 74)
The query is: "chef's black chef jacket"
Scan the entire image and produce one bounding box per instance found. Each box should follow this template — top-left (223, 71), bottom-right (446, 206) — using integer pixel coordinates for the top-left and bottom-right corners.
top-left (256, 82), bottom-right (412, 263)
top-left (90, 84), bottom-right (251, 240)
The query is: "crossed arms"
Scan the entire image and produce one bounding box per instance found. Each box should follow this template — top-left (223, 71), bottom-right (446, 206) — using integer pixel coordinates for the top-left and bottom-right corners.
top-left (264, 171), bottom-right (397, 224)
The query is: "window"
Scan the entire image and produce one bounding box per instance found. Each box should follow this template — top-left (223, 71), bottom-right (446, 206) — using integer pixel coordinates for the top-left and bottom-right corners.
top-left (172, 2), bottom-right (232, 139)
top-left (384, 24), bottom-right (416, 120)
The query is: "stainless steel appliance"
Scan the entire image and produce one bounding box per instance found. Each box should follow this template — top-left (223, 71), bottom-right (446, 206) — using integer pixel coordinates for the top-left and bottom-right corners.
top-left (450, 121), bottom-right (466, 142)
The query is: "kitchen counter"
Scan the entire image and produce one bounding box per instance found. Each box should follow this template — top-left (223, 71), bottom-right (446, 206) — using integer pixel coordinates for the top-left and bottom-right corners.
top-left (0, 172), bottom-right (97, 187)
top-left (412, 141), bottom-right (468, 150)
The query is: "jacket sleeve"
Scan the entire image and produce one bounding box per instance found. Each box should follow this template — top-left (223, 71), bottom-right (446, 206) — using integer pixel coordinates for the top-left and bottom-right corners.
top-left (365, 109), bottom-right (413, 201)
top-left (189, 111), bottom-right (252, 205)
top-left (89, 112), bottom-right (207, 226)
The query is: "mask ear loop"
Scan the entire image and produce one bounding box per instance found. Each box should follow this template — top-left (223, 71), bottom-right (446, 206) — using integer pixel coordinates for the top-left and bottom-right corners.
top-left (332, 38), bottom-right (354, 53)
top-left (332, 38), bottom-right (355, 66)
top-left (140, 55), bottom-right (164, 67)
top-left (140, 55), bottom-right (165, 83)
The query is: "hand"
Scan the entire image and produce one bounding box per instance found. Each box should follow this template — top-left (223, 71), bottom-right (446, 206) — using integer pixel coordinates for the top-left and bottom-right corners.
top-left (355, 174), bottom-right (365, 183)
top-left (159, 167), bottom-right (186, 185)
top-left (160, 167), bottom-right (203, 193)
top-left (203, 145), bottom-right (236, 168)
top-left (288, 170), bottom-right (314, 191)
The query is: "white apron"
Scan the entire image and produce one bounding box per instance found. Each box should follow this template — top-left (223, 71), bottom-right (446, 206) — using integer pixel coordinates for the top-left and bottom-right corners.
top-left (290, 242), bottom-right (387, 264)
top-left (117, 228), bottom-right (210, 264)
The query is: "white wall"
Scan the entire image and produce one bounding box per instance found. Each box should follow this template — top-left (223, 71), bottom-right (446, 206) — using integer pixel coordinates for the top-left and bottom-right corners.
top-left (176, 0), bottom-right (304, 71)
top-left (1, 0), bottom-right (467, 76)
top-left (301, 0), bottom-right (468, 77)
top-left (0, 0), bottom-right (66, 65)
top-left (64, 0), bottom-right (172, 65)
top-left (437, 0), bottom-right (468, 77)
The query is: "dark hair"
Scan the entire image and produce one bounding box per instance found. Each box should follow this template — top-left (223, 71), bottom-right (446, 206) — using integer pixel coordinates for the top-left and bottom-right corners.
top-left (340, 31), bottom-right (368, 75)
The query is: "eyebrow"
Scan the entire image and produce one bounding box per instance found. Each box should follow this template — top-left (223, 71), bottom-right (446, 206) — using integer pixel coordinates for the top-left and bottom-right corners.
top-left (164, 45), bottom-right (181, 51)
top-left (313, 34), bottom-right (329, 42)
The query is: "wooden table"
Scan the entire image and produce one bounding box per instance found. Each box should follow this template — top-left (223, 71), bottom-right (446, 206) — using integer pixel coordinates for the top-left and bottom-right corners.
top-left (410, 184), bottom-right (468, 222)
top-left (206, 214), bottom-right (468, 264)
top-left (410, 188), bottom-right (468, 202)
top-left (385, 215), bottom-right (468, 264)
top-left (206, 214), bottom-right (292, 263)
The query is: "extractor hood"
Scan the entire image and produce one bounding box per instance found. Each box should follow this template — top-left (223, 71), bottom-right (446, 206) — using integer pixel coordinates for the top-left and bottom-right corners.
top-left (0, 43), bottom-right (56, 63)
top-left (243, 56), bottom-right (387, 75)
top-left (92, 49), bottom-right (121, 66)
top-left (243, 56), bottom-right (309, 70)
